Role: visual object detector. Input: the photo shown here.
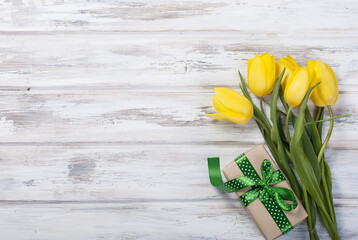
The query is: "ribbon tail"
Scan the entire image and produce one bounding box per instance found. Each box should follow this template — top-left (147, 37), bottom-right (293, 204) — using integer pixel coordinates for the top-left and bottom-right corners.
top-left (208, 157), bottom-right (262, 193)
top-left (270, 186), bottom-right (298, 211)
top-left (208, 157), bottom-right (225, 188)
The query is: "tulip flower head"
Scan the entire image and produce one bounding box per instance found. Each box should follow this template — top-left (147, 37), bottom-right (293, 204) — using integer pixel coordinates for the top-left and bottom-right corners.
top-left (247, 53), bottom-right (276, 97)
top-left (276, 55), bottom-right (300, 90)
top-left (308, 60), bottom-right (338, 107)
top-left (284, 66), bottom-right (311, 107)
top-left (205, 88), bottom-right (253, 124)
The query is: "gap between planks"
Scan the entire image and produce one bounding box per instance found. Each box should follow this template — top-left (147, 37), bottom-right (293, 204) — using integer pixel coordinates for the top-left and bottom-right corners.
top-left (0, 198), bottom-right (356, 207)
top-left (0, 30), bottom-right (357, 36)
top-left (0, 86), bottom-right (357, 94)
top-left (0, 141), bottom-right (356, 149)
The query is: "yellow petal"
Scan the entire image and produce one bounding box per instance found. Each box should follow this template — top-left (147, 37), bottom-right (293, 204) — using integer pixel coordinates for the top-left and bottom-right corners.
top-left (248, 56), bottom-right (268, 97)
top-left (308, 60), bottom-right (325, 106)
top-left (315, 61), bottom-right (338, 106)
top-left (212, 95), bottom-right (228, 113)
top-left (205, 112), bottom-right (251, 124)
top-left (308, 60), bottom-right (338, 106)
top-left (308, 60), bottom-right (316, 84)
top-left (214, 88), bottom-right (252, 116)
top-left (284, 66), bottom-right (310, 107)
top-left (247, 54), bottom-right (258, 74)
top-left (277, 55), bottom-right (299, 89)
top-left (261, 53), bottom-right (276, 83)
top-left (310, 90), bottom-right (326, 107)
top-left (247, 53), bottom-right (276, 97)
top-left (283, 55), bottom-right (299, 70)
top-left (276, 62), bottom-right (291, 89)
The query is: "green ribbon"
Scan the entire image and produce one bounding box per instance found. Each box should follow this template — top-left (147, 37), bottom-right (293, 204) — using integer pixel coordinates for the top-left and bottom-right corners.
top-left (208, 153), bottom-right (298, 235)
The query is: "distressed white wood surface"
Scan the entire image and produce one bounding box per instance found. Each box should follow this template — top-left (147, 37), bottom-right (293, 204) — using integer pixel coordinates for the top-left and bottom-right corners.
top-left (0, 1), bottom-right (357, 239)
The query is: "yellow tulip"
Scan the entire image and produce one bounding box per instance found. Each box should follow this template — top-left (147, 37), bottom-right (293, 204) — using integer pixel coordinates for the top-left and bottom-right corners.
top-left (205, 87), bottom-right (253, 124)
top-left (276, 55), bottom-right (300, 89)
top-left (284, 66), bottom-right (311, 107)
top-left (247, 53), bottom-right (276, 97)
top-left (308, 60), bottom-right (338, 107)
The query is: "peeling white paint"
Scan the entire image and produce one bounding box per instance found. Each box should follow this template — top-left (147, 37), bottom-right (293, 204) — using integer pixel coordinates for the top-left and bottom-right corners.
top-left (0, 117), bottom-right (16, 136)
top-left (0, 0), bottom-right (357, 239)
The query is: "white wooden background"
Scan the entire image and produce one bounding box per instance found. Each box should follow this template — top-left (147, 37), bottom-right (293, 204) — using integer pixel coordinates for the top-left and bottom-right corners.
top-left (0, 0), bottom-right (357, 239)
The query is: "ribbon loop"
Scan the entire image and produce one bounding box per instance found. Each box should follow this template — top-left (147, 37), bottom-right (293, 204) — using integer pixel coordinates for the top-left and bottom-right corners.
top-left (261, 159), bottom-right (274, 183)
top-left (271, 186), bottom-right (298, 211)
top-left (240, 188), bottom-right (260, 206)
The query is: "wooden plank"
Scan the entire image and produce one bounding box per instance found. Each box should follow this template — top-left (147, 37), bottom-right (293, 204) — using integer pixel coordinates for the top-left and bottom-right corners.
top-left (0, 201), bottom-right (356, 239)
top-left (0, 145), bottom-right (356, 201)
top-left (0, 1), bottom-right (357, 239)
top-left (0, 91), bottom-right (354, 143)
top-left (0, 34), bottom-right (356, 90)
top-left (0, 0), bottom-right (357, 33)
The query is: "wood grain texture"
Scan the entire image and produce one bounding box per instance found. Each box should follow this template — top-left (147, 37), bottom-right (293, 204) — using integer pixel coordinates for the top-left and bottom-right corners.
top-left (0, 0), bottom-right (357, 239)
top-left (0, 0), bottom-right (357, 33)
top-left (0, 145), bottom-right (357, 201)
top-left (0, 34), bottom-right (357, 89)
top-left (1, 202), bottom-right (357, 240)
top-left (0, 91), bottom-right (355, 144)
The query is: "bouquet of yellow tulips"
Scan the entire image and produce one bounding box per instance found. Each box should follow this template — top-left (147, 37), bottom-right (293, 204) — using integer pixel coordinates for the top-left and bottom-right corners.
top-left (206, 53), bottom-right (350, 239)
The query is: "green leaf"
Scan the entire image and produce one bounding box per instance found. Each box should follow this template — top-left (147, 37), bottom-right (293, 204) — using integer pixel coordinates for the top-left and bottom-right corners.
top-left (280, 86), bottom-right (322, 183)
top-left (302, 109), bottom-right (322, 182)
top-left (318, 207), bottom-right (335, 238)
top-left (308, 193), bottom-right (317, 231)
top-left (290, 82), bottom-right (327, 211)
top-left (321, 158), bottom-right (336, 224)
top-left (316, 107), bottom-right (325, 136)
top-left (322, 160), bottom-right (332, 192)
top-left (302, 108), bottom-right (323, 185)
top-left (305, 108), bottom-right (323, 153)
top-left (277, 112), bottom-right (289, 146)
top-left (303, 190), bottom-right (319, 239)
top-left (306, 104), bottom-right (337, 229)
top-left (279, 87), bottom-right (290, 114)
top-left (278, 75), bottom-right (338, 237)
top-left (270, 68), bottom-right (302, 200)
top-left (260, 127), bottom-right (279, 161)
top-left (238, 71), bottom-right (253, 101)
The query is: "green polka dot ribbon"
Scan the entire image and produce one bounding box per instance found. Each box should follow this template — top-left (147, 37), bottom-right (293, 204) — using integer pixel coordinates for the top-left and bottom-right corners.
top-left (208, 153), bottom-right (298, 235)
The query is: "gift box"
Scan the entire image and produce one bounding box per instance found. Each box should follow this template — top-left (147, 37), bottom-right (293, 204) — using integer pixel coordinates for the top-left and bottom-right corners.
top-left (208, 145), bottom-right (307, 240)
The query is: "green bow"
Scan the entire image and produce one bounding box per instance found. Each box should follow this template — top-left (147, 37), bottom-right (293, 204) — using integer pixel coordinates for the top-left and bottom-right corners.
top-left (208, 154), bottom-right (298, 234)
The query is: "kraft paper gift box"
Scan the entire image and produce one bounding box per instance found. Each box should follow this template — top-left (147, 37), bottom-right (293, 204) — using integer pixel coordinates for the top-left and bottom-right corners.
top-left (221, 145), bottom-right (307, 240)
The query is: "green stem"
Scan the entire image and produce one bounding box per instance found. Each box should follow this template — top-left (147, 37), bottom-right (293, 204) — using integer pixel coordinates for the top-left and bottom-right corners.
top-left (307, 106), bottom-right (338, 233)
top-left (260, 98), bottom-right (266, 118)
top-left (317, 105), bottom-right (334, 163)
top-left (318, 208), bottom-right (336, 239)
top-left (316, 107), bottom-right (324, 136)
top-left (253, 115), bottom-right (270, 137)
top-left (318, 204), bottom-right (340, 239)
top-left (315, 107), bottom-right (324, 121)
top-left (321, 168), bottom-right (336, 226)
top-left (262, 98), bottom-right (287, 116)
top-left (286, 106), bottom-right (293, 143)
top-left (285, 147), bottom-right (319, 240)
top-left (305, 114), bottom-right (350, 126)
top-left (302, 186), bottom-right (314, 239)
